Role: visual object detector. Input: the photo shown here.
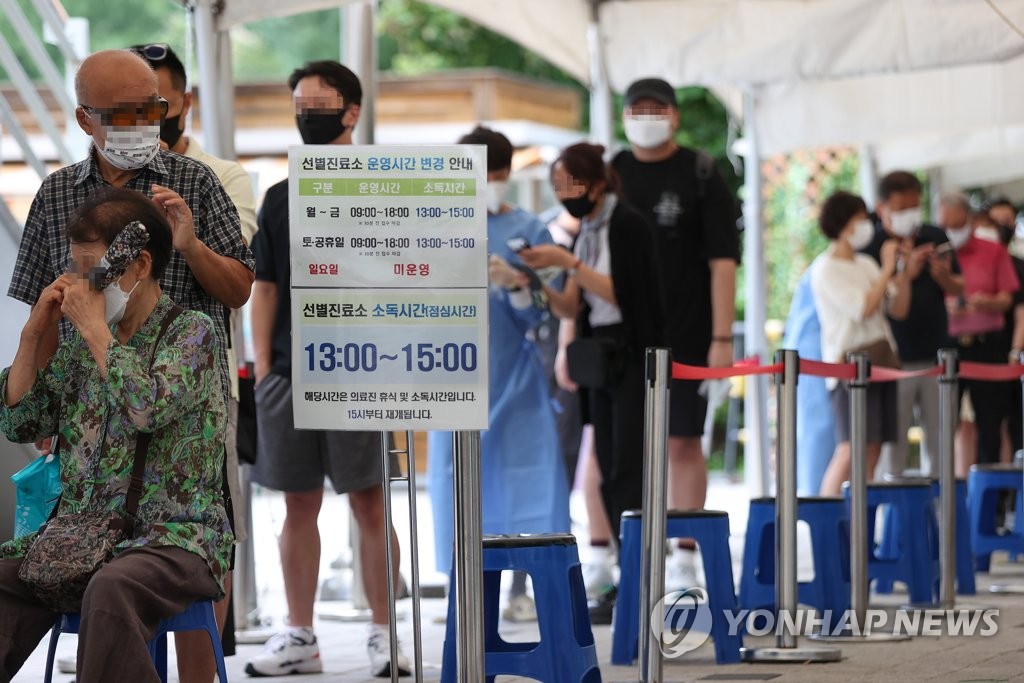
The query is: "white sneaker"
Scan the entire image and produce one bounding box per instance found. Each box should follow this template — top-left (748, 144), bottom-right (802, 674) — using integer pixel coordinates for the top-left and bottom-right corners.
top-left (665, 548), bottom-right (703, 592)
top-left (244, 627), bottom-right (322, 677)
top-left (581, 546), bottom-right (616, 599)
top-left (502, 593), bottom-right (538, 622)
top-left (367, 624), bottom-right (411, 678)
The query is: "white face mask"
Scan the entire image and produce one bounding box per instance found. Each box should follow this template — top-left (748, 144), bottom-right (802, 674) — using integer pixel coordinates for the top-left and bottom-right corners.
top-left (975, 227), bottom-right (1001, 243)
top-left (847, 218), bottom-right (875, 251)
top-left (97, 124), bottom-right (160, 170)
top-left (486, 180), bottom-right (509, 214)
top-left (104, 277), bottom-right (141, 326)
top-left (946, 226), bottom-right (972, 251)
top-left (623, 115), bottom-right (673, 149)
top-left (888, 207), bottom-right (922, 238)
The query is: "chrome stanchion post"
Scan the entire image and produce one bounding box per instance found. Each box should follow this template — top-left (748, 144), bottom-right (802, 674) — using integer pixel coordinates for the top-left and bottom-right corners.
top-left (403, 431), bottom-right (425, 682)
top-left (380, 432), bottom-right (400, 681)
top-left (452, 431), bottom-right (485, 681)
top-left (938, 348), bottom-right (958, 607)
top-left (811, 353), bottom-right (907, 642)
top-left (849, 353), bottom-right (870, 630)
top-left (742, 349), bottom-right (841, 662)
top-left (637, 348), bottom-right (672, 683)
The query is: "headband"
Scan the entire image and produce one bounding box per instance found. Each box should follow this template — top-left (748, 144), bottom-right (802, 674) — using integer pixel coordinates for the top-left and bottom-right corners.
top-left (88, 221), bottom-right (150, 289)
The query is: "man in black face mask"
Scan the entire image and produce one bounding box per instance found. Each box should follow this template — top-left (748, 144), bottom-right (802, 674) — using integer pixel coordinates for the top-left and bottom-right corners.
top-left (247, 61), bottom-right (411, 678)
top-left (128, 42), bottom-right (258, 683)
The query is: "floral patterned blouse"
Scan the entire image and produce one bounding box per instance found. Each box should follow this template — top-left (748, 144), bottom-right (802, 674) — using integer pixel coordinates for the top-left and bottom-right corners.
top-left (0, 294), bottom-right (233, 594)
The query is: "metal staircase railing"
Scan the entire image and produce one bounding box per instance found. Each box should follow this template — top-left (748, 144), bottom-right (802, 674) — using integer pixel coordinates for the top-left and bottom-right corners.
top-left (0, 0), bottom-right (86, 240)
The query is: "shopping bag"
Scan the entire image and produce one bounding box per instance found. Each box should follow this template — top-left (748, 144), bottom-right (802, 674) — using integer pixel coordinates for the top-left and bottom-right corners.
top-left (11, 454), bottom-right (61, 539)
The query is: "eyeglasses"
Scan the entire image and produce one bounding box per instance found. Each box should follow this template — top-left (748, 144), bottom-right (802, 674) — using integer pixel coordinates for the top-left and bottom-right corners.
top-left (79, 97), bottom-right (169, 127)
top-left (130, 43), bottom-right (169, 61)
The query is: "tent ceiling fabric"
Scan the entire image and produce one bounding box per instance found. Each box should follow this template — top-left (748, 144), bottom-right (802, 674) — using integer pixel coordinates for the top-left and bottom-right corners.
top-left (217, 1), bottom-right (1024, 89)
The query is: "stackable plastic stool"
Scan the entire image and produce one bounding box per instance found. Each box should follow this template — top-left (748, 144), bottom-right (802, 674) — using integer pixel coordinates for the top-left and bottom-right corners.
top-left (739, 497), bottom-right (850, 622)
top-left (876, 476), bottom-right (975, 594)
top-left (440, 533), bottom-right (599, 683)
top-left (967, 464), bottom-right (1024, 572)
top-left (44, 599), bottom-right (227, 683)
top-left (845, 481), bottom-right (939, 604)
top-left (612, 509), bottom-right (742, 666)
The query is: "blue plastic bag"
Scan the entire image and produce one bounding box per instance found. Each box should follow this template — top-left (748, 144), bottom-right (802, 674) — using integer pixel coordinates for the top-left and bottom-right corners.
top-left (11, 454), bottom-right (61, 538)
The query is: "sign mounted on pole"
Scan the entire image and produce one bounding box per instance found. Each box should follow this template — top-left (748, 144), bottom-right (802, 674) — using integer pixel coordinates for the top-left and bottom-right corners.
top-left (288, 144), bottom-right (489, 431)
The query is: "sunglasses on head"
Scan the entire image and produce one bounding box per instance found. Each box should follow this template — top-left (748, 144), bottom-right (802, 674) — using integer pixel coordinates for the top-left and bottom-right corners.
top-left (130, 43), bottom-right (169, 61)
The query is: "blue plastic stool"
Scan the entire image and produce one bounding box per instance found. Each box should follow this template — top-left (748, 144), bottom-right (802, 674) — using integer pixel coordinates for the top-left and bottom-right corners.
top-left (611, 509), bottom-right (742, 666)
top-left (440, 534), bottom-right (599, 683)
top-left (875, 476), bottom-right (975, 595)
top-left (845, 481), bottom-right (939, 604)
top-left (738, 497), bottom-right (850, 624)
top-left (43, 600), bottom-right (227, 683)
top-left (967, 464), bottom-right (1024, 572)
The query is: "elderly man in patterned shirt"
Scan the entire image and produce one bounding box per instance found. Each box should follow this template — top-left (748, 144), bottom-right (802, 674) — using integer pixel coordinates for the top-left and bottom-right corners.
top-left (8, 48), bottom-right (253, 399)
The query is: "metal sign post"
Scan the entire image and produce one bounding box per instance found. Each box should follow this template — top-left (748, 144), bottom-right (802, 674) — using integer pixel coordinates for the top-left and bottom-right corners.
top-left (812, 353), bottom-right (907, 642)
top-left (742, 349), bottom-right (841, 663)
top-left (380, 433), bottom-right (401, 682)
top-left (637, 348), bottom-right (672, 682)
top-left (938, 348), bottom-right (959, 607)
top-left (452, 431), bottom-right (485, 681)
top-left (402, 431), bottom-right (425, 679)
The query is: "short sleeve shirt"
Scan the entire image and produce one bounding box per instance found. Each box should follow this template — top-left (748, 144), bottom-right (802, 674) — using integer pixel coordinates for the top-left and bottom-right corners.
top-left (7, 149), bottom-right (254, 398)
top-left (950, 236), bottom-right (1020, 336)
top-left (612, 147), bottom-right (740, 359)
top-left (251, 179), bottom-right (294, 377)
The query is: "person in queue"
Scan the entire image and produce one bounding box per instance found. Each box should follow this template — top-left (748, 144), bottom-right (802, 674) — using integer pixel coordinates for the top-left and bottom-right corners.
top-left (811, 191), bottom-right (911, 495)
top-left (519, 141), bottom-right (665, 617)
top-left (0, 187), bottom-right (232, 682)
top-left (248, 60), bottom-right (409, 678)
top-left (427, 126), bottom-right (569, 623)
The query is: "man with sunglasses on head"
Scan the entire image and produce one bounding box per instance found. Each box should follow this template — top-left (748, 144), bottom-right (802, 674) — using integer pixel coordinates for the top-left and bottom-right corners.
top-left (126, 42), bottom-right (258, 683)
top-left (7, 48), bottom-right (253, 680)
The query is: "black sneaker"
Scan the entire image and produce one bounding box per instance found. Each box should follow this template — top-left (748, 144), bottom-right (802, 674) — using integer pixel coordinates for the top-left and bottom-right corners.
top-left (588, 585), bottom-right (617, 625)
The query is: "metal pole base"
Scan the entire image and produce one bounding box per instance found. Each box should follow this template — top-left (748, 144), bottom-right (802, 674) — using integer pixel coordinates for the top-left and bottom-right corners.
top-left (234, 627), bottom-right (277, 645)
top-left (740, 646), bottom-right (842, 663)
top-left (317, 605), bottom-right (408, 622)
top-left (808, 631), bottom-right (910, 643)
top-left (989, 583), bottom-right (1024, 594)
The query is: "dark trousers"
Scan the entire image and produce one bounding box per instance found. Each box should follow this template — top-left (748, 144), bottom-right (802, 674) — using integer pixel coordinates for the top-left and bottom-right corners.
top-left (0, 546), bottom-right (219, 683)
top-left (589, 356), bottom-right (646, 544)
top-left (960, 334), bottom-right (1015, 465)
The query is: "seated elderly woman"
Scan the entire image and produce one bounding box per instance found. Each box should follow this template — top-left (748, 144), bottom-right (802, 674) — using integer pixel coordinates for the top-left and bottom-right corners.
top-left (0, 187), bottom-right (232, 681)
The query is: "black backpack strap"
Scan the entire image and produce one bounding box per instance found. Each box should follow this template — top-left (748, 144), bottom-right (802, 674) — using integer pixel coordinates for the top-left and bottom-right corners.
top-left (113, 305), bottom-right (184, 536)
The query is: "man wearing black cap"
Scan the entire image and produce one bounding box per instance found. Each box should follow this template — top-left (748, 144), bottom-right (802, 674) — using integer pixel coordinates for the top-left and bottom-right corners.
top-left (611, 77), bottom-right (740, 595)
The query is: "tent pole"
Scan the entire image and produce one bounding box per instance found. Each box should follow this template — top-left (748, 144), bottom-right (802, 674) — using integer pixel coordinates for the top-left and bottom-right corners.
top-left (216, 29), bottom-right (237, 159)
top-left (742, 87), bottom-right (770, 497)
top-left (342, 0), bottom-right (377, 145)
top-left (858, 144), bottom-right (878, 209)
top-left (192, 0), bottom-right (224, 157)
top-left (586, 0), bottom-right (614, 150)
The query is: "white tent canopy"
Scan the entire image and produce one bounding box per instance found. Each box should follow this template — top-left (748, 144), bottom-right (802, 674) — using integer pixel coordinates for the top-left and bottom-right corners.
top-left (217, 0), bottom-right (1024, 89)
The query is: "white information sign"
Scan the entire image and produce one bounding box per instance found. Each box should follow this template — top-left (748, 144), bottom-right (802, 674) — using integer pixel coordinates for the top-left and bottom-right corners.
top-left (288, 144), bottom-right (489, 431)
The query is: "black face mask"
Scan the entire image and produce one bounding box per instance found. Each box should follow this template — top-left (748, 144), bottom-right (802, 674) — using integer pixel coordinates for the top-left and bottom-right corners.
top-left (1000, 223), bottom-right (1016, 246)
top-left (560, 192), bottom-right (596, 219)
top-left (160, 113), bottom-right (185, 150)
top-left (296, 109), bottom-right (347, 145)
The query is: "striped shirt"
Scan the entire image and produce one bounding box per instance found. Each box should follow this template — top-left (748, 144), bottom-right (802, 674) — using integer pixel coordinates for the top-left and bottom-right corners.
top-left (7, 149), bottom-right (254, 397)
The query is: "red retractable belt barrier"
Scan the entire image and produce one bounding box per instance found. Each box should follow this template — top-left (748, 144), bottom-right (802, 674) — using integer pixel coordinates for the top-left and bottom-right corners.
top-left (671, 357), bottom-right (782, 380)
top-left (959, 361), bottom-right (1024, 381)
top-left (672, 357), bottom-right (1024, 383)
